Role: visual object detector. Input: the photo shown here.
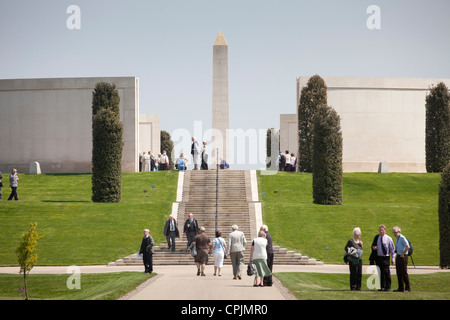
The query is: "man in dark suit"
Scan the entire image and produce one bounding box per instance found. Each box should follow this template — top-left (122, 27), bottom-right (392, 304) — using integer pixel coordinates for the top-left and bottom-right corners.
top-left (164, 215), bottom-right (180, 252)
top-left (139, 229), bottom-right (155, 273)
top-left (183, 212), bottom-right (199, 251)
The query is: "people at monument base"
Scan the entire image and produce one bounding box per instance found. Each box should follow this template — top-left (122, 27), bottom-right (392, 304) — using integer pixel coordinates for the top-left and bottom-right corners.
top-left (159, 150), bottom-right (170, 170)
top-left (201, 141), bottom-right (209, 170)
top-left (175, 153), bottom-right (189, 171)
top-left (191, 137), bottom-right (202, 170)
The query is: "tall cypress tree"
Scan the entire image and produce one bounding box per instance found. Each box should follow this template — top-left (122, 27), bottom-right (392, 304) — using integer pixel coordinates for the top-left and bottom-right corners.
top-left (91, 82), bottom-right (123, 202)
top-left (298, 75), bottom-right (328, 172)
top-left (439, 163), bottom-right (450, 268)
top-left (425, 82), bottom-right (450, 172)
top-left (312, 105), bottom-right (343, 205)
top-left (160, 130), bottom-right (174, 170)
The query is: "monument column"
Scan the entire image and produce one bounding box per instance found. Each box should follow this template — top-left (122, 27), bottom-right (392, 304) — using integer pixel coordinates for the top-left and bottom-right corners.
top-left (212, 31), bottom-right (230, 167)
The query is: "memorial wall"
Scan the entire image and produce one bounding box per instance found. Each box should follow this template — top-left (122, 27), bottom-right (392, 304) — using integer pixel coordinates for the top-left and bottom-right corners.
top-left (284, 76), bottom-right (450, 172)
top-left (0, 77), bottom-right (151, 173)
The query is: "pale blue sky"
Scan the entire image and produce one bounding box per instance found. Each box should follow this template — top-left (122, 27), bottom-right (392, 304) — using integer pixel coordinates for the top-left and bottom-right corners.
top-left (1, 0), bottom-right (449, 158)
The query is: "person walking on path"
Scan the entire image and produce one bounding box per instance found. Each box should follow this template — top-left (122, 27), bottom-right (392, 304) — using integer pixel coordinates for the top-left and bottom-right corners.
top-left (393, 226), bottom-right (411, 292)
top-left (250, 231), bottom-right (272, 287)
top-left (227, 224), bottom-right (247, 280)
top-left (7, 168), bottom-right (19, 201)
top-left (183, 213), bottom-right (199, 252)
top-left (345, 227), bottom-right (363, 291)
top-left (261, 225), bottom-right (274, 286)
top-left (193, 227), bottom-right (211, 276)
top-left (163, 215), bottom-right (179, 252)
top-left (211, 230), bottom-right (227, 276)
top-left (139, 229), bottom-right (155, 273)
top-left (371, 224), bottom-right (395, 291)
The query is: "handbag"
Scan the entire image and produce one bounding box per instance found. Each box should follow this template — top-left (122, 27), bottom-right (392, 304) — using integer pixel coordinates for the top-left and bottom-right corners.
top-left (191, 244), bottom-right (197, 257)
top-left (247, 262), bottom-right (256, 276)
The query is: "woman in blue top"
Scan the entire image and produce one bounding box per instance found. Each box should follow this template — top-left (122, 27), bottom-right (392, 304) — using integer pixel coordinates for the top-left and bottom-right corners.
top-left (211, 231), bottom-right (227, 276)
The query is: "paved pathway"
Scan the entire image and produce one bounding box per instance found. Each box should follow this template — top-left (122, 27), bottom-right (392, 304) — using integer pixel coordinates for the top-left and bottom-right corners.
top-left (1, 264), bottom-right (447, 300)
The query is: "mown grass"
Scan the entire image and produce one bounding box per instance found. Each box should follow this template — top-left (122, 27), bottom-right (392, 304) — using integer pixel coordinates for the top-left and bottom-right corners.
top-left (0, 272), bottom-right (155, 300)
top-left (275, 272), bottom-right (450, 300)
top-left (258, 171), bottom-right (441, 265)
top-left (0, 171), bottom-right (178, 266)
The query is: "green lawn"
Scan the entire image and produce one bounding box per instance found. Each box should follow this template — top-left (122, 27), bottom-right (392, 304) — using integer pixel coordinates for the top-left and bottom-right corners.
top-left (275, 272), bottom-right (450, 300)
top-left (0, 272), bottom-right (155, 300)
top-left (0, 171), bottom-right (178, 266)
top-left (258, 171), bottom-right (441, 265)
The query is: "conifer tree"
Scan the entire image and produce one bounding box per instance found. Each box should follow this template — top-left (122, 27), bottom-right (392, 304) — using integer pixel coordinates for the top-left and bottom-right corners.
top-left (92, 82), bottom-right (123, 202)
top-left (298, 75), bottom-right (328, 172)
top-left (426, 82), bottom-right (450, 172)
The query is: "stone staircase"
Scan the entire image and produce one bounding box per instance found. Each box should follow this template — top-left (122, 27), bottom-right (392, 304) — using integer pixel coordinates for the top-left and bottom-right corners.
top-left (110, 170), bottom-right (323, 266)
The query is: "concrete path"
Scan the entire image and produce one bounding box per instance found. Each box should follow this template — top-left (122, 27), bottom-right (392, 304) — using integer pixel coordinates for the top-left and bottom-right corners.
top-left (1, 264), bottom-right (447, 300)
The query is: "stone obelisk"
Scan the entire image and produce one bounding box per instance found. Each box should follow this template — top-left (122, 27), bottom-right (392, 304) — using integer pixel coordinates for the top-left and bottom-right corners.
top-left (212, 31), bottom-right (230, 167)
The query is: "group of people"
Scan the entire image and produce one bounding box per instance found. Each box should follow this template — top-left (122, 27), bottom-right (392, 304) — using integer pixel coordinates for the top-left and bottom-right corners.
top-left (0, 168), bottom-right (19, 201)
top-left (278, 150), bottom-right (296, 172)
top-left (345, 224), bottom-right (411, 292)
top-left (191, 137), bottom-right (208, 170)
top-left (139, 213), bottom-right (274, 287)
top-left (139, 151), bottom-right (170, 172)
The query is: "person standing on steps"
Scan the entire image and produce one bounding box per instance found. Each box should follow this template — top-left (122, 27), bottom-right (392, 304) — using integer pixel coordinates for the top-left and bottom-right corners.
top-left (201, 141), bottom-right (209, 170)
top-left (227, 224), bottom-right (247, 280)
top-left (163, 215), bottom-right (179, 252)
top-left (139, 228), bottom-right (155, 273)
top-left (191, 137), bottom-right (202, 170)
top-left (184, 213), bottom-right (199, 252)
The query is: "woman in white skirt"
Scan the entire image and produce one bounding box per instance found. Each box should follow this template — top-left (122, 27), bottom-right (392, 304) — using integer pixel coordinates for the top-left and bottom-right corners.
top-left (211, 230), bottom-right (227, 276)
top-left (250, 231), bottom-right (272, 287)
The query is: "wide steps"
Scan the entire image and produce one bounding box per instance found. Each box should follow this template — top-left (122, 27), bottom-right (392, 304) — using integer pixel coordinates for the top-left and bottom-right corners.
top-left (109, 170), bottom-right (323, 267)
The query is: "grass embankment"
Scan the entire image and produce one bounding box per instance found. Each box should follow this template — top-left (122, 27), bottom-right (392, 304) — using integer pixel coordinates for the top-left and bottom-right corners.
top-left (0, 171), bottom-right (178, 266)
top-left (258, 172), bottom-right (440, 265)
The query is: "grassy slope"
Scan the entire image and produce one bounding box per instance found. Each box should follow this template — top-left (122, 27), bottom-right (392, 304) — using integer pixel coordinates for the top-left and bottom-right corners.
top-left (0, 171), bottom-right (178, 266)
top-left (258, 171), bottom-right (440, 265)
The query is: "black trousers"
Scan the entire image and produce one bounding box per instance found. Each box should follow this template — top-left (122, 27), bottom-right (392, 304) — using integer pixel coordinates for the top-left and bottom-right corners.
top-left (186, 231), bottom-right (197, 249)
top-left (143, 252), bottom-right (153, 273)
top-left (395, 255), bottom-right (410, 291)
top-left (8, 187), bottom-right (18, 201)
top-left (376, 256), bottom-right (391, 290)
top-left (349, 259), bottom-right (362, 290)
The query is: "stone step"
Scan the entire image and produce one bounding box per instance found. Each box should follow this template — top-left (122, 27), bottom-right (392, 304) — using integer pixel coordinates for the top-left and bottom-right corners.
top-left (110, 170), bottom-right (324, 267)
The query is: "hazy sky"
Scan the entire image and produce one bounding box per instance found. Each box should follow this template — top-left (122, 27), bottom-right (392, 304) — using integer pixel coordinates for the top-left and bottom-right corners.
top-left (1, 0), bottom-right (449, 167)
